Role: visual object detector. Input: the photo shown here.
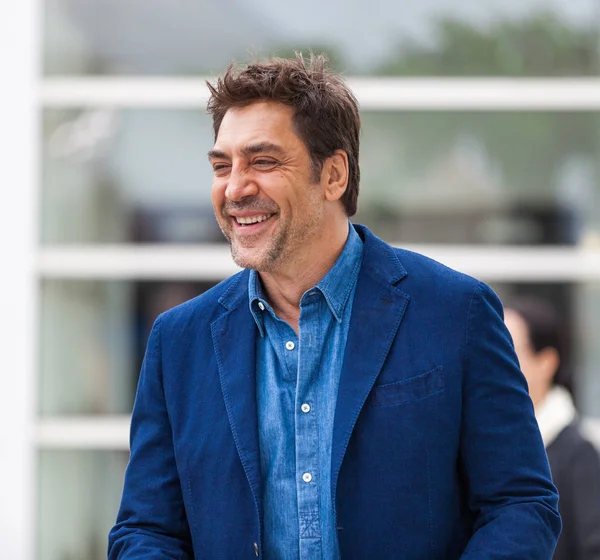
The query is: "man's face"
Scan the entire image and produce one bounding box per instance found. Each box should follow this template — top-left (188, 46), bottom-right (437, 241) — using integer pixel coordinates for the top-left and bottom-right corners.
top-left (504, 309), bottom-right (554, 406)
top-left (209, 101), bottom-right (327, 273)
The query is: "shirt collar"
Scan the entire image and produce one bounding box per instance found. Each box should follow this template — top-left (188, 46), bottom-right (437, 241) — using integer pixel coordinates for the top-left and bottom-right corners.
top-left (535, 385), bottom-right (577, 448)
top-left (312, 223), bottom-right (363, 322)
top-left (248, 269), bottom-right (269, 337)
top-left (248, 222), bottom-right (363, 334)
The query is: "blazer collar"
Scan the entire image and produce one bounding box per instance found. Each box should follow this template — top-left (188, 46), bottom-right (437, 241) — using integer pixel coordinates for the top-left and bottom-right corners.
top-left (212, 269), bottom-right (263, 527)
top-left (331, 224), bottom-right (410, 512)
top-left (352, 224), bottom-right (407, 286)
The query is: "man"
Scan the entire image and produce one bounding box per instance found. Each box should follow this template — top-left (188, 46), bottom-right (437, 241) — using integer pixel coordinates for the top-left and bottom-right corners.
top-left (505, 297), bottom-right (600, 560)
top-left (108, 54), bottom-right (560, 559)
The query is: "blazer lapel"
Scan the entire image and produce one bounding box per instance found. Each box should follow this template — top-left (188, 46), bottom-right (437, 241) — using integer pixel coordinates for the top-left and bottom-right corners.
top-left (331, 226), bottom-right (410, 505)
top-left (211, 277), bottom-right (262, 522)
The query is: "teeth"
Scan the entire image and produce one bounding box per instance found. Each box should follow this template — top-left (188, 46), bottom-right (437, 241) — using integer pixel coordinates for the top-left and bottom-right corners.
top-left (236, 214), bottom-right (272, 225)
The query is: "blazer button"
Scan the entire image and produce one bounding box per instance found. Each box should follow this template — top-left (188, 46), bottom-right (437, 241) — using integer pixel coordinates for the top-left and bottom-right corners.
top-left (253, 542), bottom-right (259, 557)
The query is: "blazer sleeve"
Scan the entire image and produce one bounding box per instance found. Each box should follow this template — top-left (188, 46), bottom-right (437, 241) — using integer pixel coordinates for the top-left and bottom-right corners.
top-left (458, 282), bottom-right (561, 559)
top-left (108, 316), bottom-right (193, 559)
top-left (570, 438), bottom-right (600, 558)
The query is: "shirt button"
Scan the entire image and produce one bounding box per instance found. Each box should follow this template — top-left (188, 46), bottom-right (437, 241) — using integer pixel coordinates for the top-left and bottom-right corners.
top-left (258, 302), bottom-right (265, 311)
top-left (253, 542), bottom-right (259, 556)
top-left (301, 403), bottom-right (311, 413)
top-left (285, 341), bottom-right (295, 351)
top-left (302, 472), bottom-right (312, 483)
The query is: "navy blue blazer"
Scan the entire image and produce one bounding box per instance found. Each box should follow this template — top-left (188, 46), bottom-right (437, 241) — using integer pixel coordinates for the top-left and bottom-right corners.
top-left (109, 225), bottom-right (560, 559)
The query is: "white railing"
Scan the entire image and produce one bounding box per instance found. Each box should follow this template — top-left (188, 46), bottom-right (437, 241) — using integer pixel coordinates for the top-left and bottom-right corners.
top-left (38, 244), bottom-right (600, 282)
top-left (34, 415), bottom-right (600, 452)
top-left (36, 416), bottom-right (130, 450)
top-left (41, 77), bottom-right (600, 110)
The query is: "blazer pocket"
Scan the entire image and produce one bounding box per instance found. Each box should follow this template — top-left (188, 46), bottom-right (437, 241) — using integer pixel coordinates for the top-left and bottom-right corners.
top-left (369, 366), bottom-right (445, 407)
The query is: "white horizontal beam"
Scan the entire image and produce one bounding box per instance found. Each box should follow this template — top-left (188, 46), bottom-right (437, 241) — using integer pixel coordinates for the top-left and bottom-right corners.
top-left (32, 415), bottom-right (600, 451)
top-left (350, 78), bottom-right (600, 111)
top-left (38, 244), bottom-right (600, 282)
top-left (41, 77), bottom-right (600, 110)
top-left (407, 245), bottom-right (600, 282)
top-left (36, 416), bottom-right (130, 450)
top-left (39, 244), bottom-right (240, 280)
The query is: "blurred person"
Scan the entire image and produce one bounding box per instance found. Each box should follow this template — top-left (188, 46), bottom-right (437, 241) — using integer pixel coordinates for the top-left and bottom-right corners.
top-left (505, 297), bottom-right (600, 560)
top-left (108, 54), bottom-right (560, 559)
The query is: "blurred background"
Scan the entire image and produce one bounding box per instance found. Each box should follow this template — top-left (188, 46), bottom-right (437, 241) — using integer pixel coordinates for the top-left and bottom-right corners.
top-left (2, 0), bottom-right (600, 558)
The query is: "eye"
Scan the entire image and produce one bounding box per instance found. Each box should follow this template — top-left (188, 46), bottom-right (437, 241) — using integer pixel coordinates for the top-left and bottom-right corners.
top-left (212, 163), bottom-right (231, 176)
top-left (253, 158), bottom-right (278, 169)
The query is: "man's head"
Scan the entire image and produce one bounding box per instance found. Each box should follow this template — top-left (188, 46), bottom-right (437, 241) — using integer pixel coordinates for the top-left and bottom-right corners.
top-left (504, 297), bottom-right (570, 406)
top-left (206, 54), bottom-right (361, 273)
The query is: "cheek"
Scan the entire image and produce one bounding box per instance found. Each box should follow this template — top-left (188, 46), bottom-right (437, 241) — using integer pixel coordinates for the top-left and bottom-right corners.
top-left (211, 181), bottom-right (226, 209)
top-left (259, 176), bottom-right (292, 205)
top-left (520, 364), bottom-right (534, 384)
top-left (519, 359), bottom-right (539, 388)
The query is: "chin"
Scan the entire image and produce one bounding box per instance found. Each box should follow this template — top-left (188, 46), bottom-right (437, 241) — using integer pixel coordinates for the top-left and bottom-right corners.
top-left (230, 247), bottom-right (266, 271)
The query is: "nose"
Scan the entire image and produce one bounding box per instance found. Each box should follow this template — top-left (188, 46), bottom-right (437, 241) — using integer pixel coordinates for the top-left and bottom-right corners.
top-left (224, 165), bottom-right (258, 201)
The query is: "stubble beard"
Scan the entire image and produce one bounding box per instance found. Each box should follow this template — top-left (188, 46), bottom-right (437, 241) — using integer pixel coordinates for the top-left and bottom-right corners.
top-left (227, 219), bottom-right (290, 272)
top-left (217, 185), bottom-right (324, 273)
top-left (222, 211), bottom-right (321, 273)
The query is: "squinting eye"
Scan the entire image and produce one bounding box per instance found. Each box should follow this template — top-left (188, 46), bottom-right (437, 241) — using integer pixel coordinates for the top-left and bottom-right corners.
top-left (254, 159), bottom-right (277, 168)
top-left (213, 164), bottom-right (231, 175)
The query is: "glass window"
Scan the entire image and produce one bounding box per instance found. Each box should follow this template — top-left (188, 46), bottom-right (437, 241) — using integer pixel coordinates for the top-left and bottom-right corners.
top-left (37, 450), bottom-right (128, 560)
top-left (44, 0), bottom-right (600, 76)
top-left (357, 111), bottom-right (600, 244)
top-left (39, 280), bottom-right (216, 415)
top-left (42, 109), bottom-right (600, 245)
top-left (41, 109), bottom-right (221, 245)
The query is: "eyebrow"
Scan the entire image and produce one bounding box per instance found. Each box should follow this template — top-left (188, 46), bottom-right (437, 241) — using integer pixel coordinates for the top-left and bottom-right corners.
top-left (207, 142), bottom-right (285, 161)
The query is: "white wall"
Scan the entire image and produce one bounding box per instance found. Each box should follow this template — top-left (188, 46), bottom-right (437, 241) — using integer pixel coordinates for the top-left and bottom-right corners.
top-left (0, 0), bottom-right (39, 558)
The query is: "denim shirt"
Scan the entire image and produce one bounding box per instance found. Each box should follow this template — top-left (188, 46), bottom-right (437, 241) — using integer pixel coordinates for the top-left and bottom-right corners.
top-left (249, 224), bottom-right (363, 560)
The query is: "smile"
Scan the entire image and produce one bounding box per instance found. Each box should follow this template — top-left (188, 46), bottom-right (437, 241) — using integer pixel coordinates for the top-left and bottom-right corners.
top-left (235, 214), bottom-right (274, 226)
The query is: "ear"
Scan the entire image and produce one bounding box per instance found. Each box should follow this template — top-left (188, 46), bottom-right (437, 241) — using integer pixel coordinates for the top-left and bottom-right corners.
top-left (537, 347), bottom-right (560, 385)
top-left (322, 149), bottom-right (349, 203)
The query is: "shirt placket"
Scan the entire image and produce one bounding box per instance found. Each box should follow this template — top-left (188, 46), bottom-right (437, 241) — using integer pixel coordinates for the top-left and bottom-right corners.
top-left (259, 310), bottom-right (300, 560)
top-left (295, 295), bottom-right (322, 560)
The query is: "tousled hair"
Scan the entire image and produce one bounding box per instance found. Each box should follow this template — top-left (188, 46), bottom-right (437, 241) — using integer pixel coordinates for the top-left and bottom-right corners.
top-left (206, 53), bottom-right (361, 216)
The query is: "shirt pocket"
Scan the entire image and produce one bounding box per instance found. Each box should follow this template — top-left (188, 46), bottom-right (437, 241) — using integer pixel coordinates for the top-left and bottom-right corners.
top-left (369, 365), bottom-right (445, 408)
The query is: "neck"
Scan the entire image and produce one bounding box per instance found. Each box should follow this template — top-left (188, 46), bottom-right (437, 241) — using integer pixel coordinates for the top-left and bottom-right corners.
top-left (258, 220), bottom-right (349, 332)
top-left (532, 385), bottom-right (551, 408)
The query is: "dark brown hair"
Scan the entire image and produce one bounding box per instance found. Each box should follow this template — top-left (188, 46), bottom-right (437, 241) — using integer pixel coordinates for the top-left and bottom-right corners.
top-left (507, 296), bottom-right (572, 394)
top-left (206, 53), bottom-right (361, 216)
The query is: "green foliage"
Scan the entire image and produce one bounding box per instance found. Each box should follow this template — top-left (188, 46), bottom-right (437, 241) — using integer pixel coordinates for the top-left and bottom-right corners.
top-left (376, 12), bottom-right (600, 76)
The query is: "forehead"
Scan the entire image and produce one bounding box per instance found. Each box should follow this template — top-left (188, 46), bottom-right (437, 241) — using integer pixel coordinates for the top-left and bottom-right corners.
top-left (213, 101), bottom-right (301, 152)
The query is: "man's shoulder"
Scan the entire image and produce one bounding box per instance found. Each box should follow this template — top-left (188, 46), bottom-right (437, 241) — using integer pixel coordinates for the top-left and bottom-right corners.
top-left (357, 224), bottom-right (482, 297)
top-left (389, 244), bottom-right (482, 298)
top-left (397, 246), bottom-right (476, 280)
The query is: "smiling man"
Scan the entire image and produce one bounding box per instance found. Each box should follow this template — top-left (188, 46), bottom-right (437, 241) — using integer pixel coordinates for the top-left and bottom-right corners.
top-left (108, 54), bottom-right (561, 559)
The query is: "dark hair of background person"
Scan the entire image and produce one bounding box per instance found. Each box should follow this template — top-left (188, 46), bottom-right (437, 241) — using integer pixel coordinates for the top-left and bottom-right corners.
top-left (507, 296), bottom-right (573, 396)
top-left (206, 52), bottom-right (361, 217)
